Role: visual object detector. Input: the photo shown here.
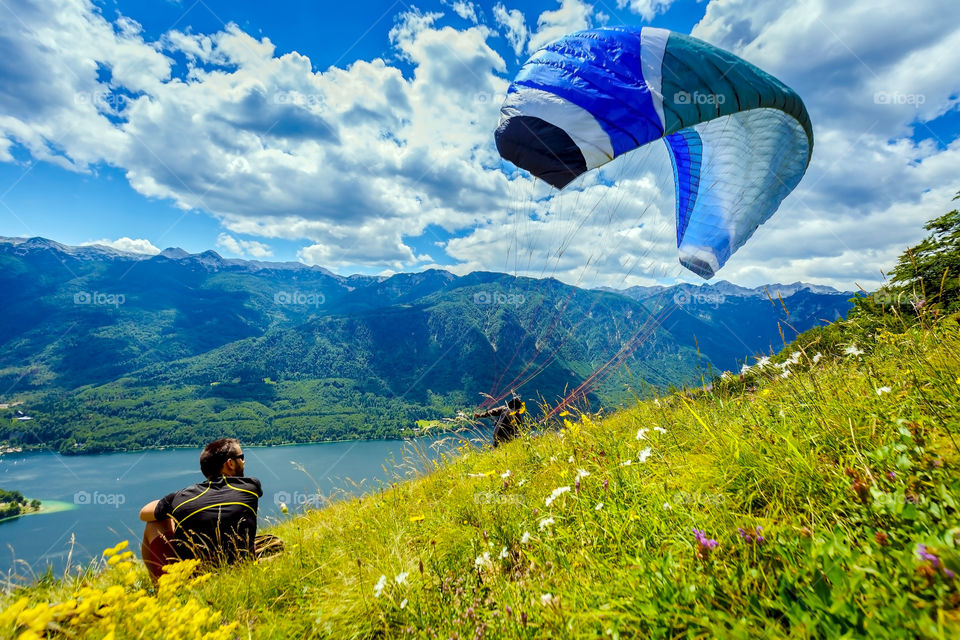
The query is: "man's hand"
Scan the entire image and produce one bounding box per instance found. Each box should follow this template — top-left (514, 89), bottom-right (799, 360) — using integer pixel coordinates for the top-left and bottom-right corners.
top-left (139, 499), bottom-right (161, 522)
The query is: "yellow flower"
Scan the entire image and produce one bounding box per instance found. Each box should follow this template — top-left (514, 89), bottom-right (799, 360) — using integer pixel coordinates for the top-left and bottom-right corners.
top-left (409, 514), bottom-right (425, 523)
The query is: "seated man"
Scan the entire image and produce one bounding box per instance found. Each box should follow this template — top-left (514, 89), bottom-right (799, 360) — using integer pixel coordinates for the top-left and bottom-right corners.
top-left (139, 438), bottom-right (262, 582)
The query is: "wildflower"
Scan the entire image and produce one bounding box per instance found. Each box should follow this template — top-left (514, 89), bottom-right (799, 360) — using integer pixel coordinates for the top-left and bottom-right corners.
top-left (595, 503), bottom-right (603, 511)
top-left (395, 572), bottom-right (409, 585)
top-left (499, 547), bottom-right (509, 559)
top-left (576, 469), bottom-right (590, 479)
top-left (812, 352), bottom-right (823, 364)
top-left (545, 486), bottom-right (571, 507)
top-left (540, 593), bottom-right (558, 606)
top-left (501, 470), bottom-right (511, 479)
top-left (740, 363), bottom-right (752, 375)
top-left (620, 459), bottom-right (632, 466)
top-left (844, 344), bottom-right (864, 357)
top-left (654, 426), bottom-right (666, 434)
top-left (603, 478), bottom-right (609, 491)
top-left (518, 479), bottom-right (527, 487)
top-left (638, 447), bottom-right (652, 463)
top-left (538, 517), bottom-right (555, 531)
top-left (738, 526), bottom-right (764, 544)
top-left (663, 502), bottom-right (671, 510)
top-left (575, 477), bottom-right (581, 493)
top-left (475, 552), bottom-right (492, 569)
top-left (520, 531), bottom-right (531, 544)
top-left (400, 599), bottom-right (408, 609)
top-left (693, 528), bottom-right (718, 559)
top-left (886, 471), bottom-right (896, 480)
top-left (875, 531), bottom-right (889, 546)
top-left (568, 455), bottom-right (575, 463)
top-left (279, 502), bottom-right (289, 514)
top-left (780, 369), bottom-right (790, 379)
top-left (636, 428), bottom-right (648, 441)
top-left (755, 356), bottom-right (771, 367)
top-left (373, 574), bottom-right (387, 598)
top-left (876, 386), bottom-right (891, 395)
top-left (409, 514), bottom-right (425, 523)
top-left (916, 544), bottom-right (954, 578)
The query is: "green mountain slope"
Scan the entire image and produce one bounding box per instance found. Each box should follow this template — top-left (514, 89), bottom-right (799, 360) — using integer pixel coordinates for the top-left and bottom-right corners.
top-left (3, 305), bottom-right (958, 638)
top-left (0, 238), bottom-right (854, 453)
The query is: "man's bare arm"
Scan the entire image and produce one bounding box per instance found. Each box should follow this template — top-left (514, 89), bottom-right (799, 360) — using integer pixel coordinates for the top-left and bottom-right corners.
top-left (139, 499), bottom-right (161, 522)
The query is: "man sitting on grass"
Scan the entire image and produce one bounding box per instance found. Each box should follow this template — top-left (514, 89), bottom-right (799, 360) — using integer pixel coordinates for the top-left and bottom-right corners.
top-left (139, 438), bottom-right (275, 582)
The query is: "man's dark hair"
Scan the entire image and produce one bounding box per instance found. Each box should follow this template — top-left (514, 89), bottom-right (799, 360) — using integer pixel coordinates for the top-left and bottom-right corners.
top-left (200, 438), bottom-right (241, 479)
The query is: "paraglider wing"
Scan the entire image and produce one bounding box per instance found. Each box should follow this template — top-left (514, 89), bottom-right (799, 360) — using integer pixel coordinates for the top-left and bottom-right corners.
top-left (495, 27), bottom-right (813, 279)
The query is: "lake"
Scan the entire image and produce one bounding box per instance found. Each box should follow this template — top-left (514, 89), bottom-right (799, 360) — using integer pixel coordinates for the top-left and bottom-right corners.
top-left (0, 433), bottom-right (480, 586)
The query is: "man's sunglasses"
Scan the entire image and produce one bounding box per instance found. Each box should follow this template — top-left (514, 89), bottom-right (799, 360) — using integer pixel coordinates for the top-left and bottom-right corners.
top-left (231, 454), bottom-right (245, 461)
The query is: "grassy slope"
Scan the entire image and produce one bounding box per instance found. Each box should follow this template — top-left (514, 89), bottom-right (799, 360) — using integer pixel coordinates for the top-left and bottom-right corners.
top-left (3, 314), bottom-right (960, 639)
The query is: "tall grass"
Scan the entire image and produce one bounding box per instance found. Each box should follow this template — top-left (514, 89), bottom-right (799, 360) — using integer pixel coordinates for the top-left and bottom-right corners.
top-left (3, 313), bottom-right (960, 639)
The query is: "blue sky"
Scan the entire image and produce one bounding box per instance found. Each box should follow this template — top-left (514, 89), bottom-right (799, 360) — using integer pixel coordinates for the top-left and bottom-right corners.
top-left (0, 0), bottom-right (958, 288)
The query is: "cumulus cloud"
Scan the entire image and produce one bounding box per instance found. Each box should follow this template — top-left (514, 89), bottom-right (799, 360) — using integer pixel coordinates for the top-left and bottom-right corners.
top-left (83, 237), bottom-right (161, 255)
top-left (688, 0), bottom-right (960, 288)
top-left (493, 3), bottom-right (529, 56)
top-left (526, 0), bottom-right (595, 54)
top-left (1, 0), bottom-right (958, 291)
top-left (0, 0), bottom-right (511, 274)
top-left (215, 233), bottom-right (273, 259)
top-left (447, 0), bottom-right (480, 23)
top-left (615, 0), bottom-right (676, 21)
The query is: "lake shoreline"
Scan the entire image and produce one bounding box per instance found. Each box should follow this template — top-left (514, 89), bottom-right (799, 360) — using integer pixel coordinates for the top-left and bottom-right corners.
top-left (0, 427), bottom-right (484, 461)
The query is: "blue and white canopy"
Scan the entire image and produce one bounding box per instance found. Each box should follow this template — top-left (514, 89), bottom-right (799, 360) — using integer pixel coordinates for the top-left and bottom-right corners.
top-left (495, 27), bottom-right (813, 279)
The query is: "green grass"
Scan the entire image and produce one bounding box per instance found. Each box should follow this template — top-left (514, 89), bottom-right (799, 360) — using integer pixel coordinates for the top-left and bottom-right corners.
top-left (3, 312), bottom-right (960, 638)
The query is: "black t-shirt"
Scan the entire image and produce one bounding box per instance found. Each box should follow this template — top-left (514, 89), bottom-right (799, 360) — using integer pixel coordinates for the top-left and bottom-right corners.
top-left (155, 476), bottom-right (262, 565)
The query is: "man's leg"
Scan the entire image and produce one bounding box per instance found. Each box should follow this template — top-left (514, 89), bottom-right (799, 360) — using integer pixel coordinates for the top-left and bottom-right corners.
top-left (141, 519), bottom-right (175, 583)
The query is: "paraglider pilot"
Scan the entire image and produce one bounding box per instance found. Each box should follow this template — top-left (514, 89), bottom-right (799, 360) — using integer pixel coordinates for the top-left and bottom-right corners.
top-left (474, 394), bottom-right (526, 447)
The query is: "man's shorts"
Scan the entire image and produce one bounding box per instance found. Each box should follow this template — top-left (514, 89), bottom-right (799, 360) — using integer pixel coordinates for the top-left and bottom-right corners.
top-left (144, 534), bottom-right (284, 582)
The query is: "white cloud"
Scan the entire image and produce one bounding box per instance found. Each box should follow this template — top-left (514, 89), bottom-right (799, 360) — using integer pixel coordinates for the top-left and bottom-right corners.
top-left (493, 3), bottom-right (529, 56)
top-left (1, 0), bottom-right (958, 291)
top-left (448, 0), bottom-right (480, 23)
top-left (216, 233), bottom-right (273, 259)
top-left (527, 0), bottom-right (595, 54)
top-left (83, 237), bottom-right (161, 255)
top-left (615, 0), bottom-right (676, 21)
top-left (687, 0), bottom-right (960, 288)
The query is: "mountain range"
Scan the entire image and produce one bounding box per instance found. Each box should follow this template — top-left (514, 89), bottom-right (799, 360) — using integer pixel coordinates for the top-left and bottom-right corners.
top-left (0, 237), bottom-right (856, 453)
